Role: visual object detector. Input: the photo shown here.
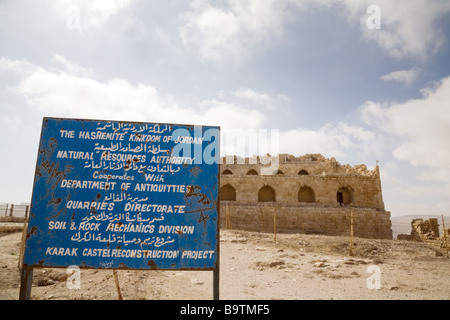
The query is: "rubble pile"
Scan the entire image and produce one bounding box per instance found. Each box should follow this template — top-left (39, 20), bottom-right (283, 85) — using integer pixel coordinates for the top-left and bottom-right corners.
top-left (397, 218), bottom-right (440, 241)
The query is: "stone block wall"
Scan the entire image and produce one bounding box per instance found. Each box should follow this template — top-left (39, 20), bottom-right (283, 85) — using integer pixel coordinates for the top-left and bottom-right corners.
top-left (219, 203), bottom-right (392, 239)
top-left (219, 154), bottom-right (392, 239)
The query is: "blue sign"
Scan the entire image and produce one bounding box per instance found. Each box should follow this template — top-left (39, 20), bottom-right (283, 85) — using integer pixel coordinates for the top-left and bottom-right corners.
top-left (24, 118), bottom-right (220, 270)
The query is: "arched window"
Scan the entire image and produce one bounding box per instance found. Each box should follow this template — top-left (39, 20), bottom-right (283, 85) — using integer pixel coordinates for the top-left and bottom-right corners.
top-left (298, 186), bottom-right (315, 203)
top-left (298, 169), bottom-right (309, 175)
top-left (246, 169), bottom-right (258, 175)
top-left (219, 184), bottom-right (236, 201)
top-left (274, 169), bottom-right (284, 175)
top-left (337, 186), bottom-right (353, 205)
top-left (221, 169), bottom-right (233, 175)
top-left (258, 185), bottom-right (275, 202)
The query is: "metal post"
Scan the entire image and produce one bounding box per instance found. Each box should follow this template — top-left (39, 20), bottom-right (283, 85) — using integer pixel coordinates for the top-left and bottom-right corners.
top-left (213, 267), bottom-right (219, 300)
top-left (18, 219), bottom-right (28, 269)
top-left (349, 209), bottom-right (354, 256)
top-left (213, 230), bottom-right (220, 300)
top-left (273, 209), bottom-right (277, 244)
top-left (113, 270), bottom-right (123, 300)
top-left (442, 215), bottom-right (449, 258)
top-left (226, 203), bottom-right (230, 229)
top-left (19, 267), bottom-right (33, 300)
top-left (214, 179), bottom-right (220, 300)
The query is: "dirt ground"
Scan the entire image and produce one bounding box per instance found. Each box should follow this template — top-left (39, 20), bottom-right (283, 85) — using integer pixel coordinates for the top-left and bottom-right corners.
top-left (1, 228), bottom-right (449, 300)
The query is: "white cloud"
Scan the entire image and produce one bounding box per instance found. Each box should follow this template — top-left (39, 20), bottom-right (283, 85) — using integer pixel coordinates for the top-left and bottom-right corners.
top-left (179, 0), bottom-right (288, 62)
top-left (54, 0), bottom-right (134, 30)
top-left (198, 99), bottom-right (265, 129)
top-left (356, 76), bottom-right (450, 216)
top-left (352, 0), bottom-right (450, 59)
top-left (1, 55), bottom-right (386, 166)
top-left (0, 57), bottom-right (36, 76)
top-left (278, 121), bottom-right (384, 163)
top-left (230, 88), bottom-right (291, 112)
top-left (52, 54), bottom-right (95, 77)
top-left (180, 0), bottom-right (450, 62)
top-left (1, 56), bottom-right (265, 131)
top-left (380, 68), bottom-right (420, 84)
top-left (360, 75), bottom-right (450, 170)
top-left (232, 88), bottom-right (272, 105)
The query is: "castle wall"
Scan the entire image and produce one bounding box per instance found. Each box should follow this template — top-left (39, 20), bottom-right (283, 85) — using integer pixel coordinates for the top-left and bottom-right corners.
top-left (219, 154), bottom-right (393, 239)
top-left (220, 203), bottom-right (392, 239)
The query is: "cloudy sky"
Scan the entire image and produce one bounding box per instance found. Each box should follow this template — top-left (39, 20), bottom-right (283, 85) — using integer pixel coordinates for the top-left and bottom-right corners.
top-left (1, 0), bottom-right (450, 217)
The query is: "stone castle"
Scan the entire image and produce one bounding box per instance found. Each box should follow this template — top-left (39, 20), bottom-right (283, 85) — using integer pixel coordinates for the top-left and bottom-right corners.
top-left (218, 153), bottom-right (392, 239)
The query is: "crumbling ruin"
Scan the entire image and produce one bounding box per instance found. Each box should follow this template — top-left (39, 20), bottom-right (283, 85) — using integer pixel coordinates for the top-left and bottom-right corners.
top-left (219, 154), bottom-right (392, 239)
top-left (397, 218), bottom-right (440, 242)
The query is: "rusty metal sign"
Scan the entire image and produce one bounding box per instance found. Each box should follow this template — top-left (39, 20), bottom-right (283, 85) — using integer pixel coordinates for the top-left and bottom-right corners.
top-left (23, 117), bottom-right (220, 270)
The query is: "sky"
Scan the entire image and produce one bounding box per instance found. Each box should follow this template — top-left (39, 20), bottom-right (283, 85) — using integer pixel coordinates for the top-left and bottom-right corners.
top-left (1, 0), bottom-right (450, 217)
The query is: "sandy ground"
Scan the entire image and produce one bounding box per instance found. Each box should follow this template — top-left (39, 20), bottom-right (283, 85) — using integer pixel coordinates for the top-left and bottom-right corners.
top-left (0, 228), bottom-right (449, 300)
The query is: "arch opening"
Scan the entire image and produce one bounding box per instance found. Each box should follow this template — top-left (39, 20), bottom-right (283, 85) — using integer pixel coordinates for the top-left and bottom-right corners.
top-left (219, 184), bottom-right (236, 201)
top-left (298, 169), bottom-right (309, 175)
top-left (298, 186), bottom-right (315, 203)
top-left (337, 186), bottom-right (353, 205)
top-left (258, 185), bottom-right (275, 202)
